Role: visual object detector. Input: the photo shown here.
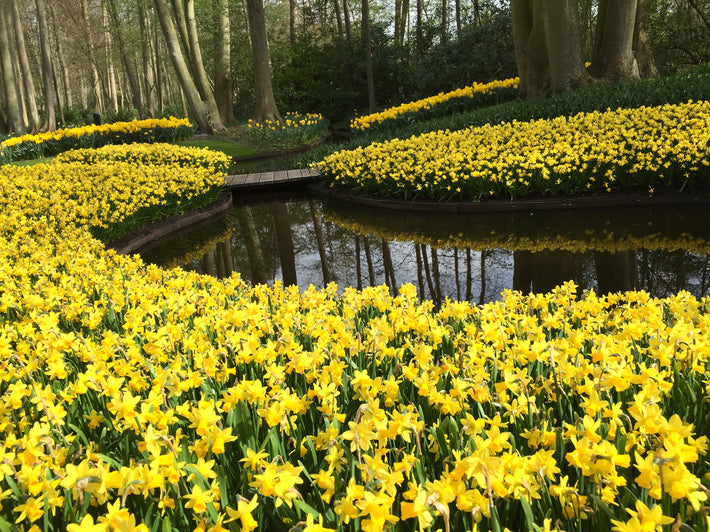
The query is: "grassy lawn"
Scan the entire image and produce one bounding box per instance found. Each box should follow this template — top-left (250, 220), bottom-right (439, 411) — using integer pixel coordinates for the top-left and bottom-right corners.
top-left (178, 138), bottom-right (260, 158)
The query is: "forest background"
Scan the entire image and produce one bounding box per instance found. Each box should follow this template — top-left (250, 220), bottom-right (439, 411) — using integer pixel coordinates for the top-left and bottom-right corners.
top-left (1, 0), bottom-right (710, 137)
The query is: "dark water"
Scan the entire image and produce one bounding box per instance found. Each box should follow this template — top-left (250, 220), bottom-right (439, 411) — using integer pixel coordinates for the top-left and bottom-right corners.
top-left (139, 190), bottom-right (710, 305)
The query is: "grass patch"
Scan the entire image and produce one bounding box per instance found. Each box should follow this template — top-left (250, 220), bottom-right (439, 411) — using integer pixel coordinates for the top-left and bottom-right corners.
top-left (10, 157), bottom-right (54, 166)
top-left (178, 139), bottom-right (259, 158)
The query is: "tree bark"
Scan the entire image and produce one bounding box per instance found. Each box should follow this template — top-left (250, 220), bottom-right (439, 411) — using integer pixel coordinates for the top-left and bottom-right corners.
top-left (416, 0), bottom-right (423, 58)
top-left (154, 0), bottom-right (214, 132)
top-left (289, 0), bottom-right (297, 45)
top-left (441, 0), bottom-right (448, 43)
top-left (36, 0), bottom-right (56, 130)
top-left (11, 0), bottom-right (40, 132)
top-left (138, 2), bottom-right (159, 116)
top-left (215, 0), bottom-right (235, 124)
top-left (590, 0), bottom-right (639, 81)
top-left (512, 0), bottom-right (587, 98)
top-left (48, 0), bottom-right (71, 111)
top-left (0, 2), bottom-right (25, 134)
top-left (80, 0), bottom-right (104, 112)
top-left (107, 0), bottom-right (147, 118)
top-left (184, 0), bottom-right (225, 130)
top-left (544, 0), bottom-right (588, 92)
top-left (362, 0), bottom-right (376, 113)
top-left (633, 0), bottom-right (658, 78)
top-left (102, 1), bottom-right (119, 114)
top-left (246, 0), bottom-right (281, 122)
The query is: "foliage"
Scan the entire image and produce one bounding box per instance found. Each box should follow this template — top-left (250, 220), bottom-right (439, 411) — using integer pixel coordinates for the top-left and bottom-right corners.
top-left (0, 117), bottom-right (195, 164)
top-left (414, 11), bottom-right (517, 96)
top-left (320, 100), bottom-right (710, 200)
top-left (648, 0), bottom-right (710, 71)
top-left (61, 106), bottom-right (141, 128)
top-left (0, 139), bottom-right (709, 532)
top-left (243, 112), bottom-right (329, 149)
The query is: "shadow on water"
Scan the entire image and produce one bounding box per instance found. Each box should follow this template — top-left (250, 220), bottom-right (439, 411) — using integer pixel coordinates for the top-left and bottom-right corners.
top-left (139, 188), bottom-right (710, 305)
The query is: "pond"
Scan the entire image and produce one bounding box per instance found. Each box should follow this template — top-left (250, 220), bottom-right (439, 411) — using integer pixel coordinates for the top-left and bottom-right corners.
top-left (139, 189), bottom-right (710, 305)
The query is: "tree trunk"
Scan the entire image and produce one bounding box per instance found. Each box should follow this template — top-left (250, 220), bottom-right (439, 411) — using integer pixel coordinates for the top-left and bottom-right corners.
top-left (81, 0), bottom-right (104, 112)
top-left (289, 0), bottom-right (297, 45)
top-left (454, 0), bottom-right (461, 37)
top-left (512, 0), bottom-right (587, 98)
top-left (0, 3), bottom-right (25, 134)
top-left (246, 0), bottom-right (281, 122)
top-left (511, 0), bottom-right (549, 98)
top-left (590, 0), bottom-right (639, 81)
top-left (343, 0), bottom-right (352, 46)
top-left (544, 0), bottom-right (588, 92)
top-left (107, 0), bottom-right (147, 118)
top-left (154, 0), bottom-right (214, 132)
top-left (102, 1), bottom-right (119, 114)
top-left (441, 0), bottom-right (448, 43)
top-left (37, 0), bottom-right (56, 130)
top-left (633, 0), bottom-right (658, 78)
top-left (362, 0), bottom-right (376, 113)
top-left (48, 0), bottom-right (71, 111)
top-left (11, 0), bottom-right (40, 132)
top-left (184, 0), bottom-right (225, 130)
top-left (138, 2), bottom-right (159, 116)
top-left (215, 0), bottom-right (235, 124)
top-left (416, 0), bottom-right (423, 58)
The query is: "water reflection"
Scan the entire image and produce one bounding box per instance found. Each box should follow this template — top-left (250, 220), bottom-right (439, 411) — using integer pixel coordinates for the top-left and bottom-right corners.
top-left (139, 192), bottom-right (710, 305)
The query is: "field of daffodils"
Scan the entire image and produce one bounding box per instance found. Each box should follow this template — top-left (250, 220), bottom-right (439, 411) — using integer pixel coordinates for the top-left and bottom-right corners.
top-left (0, 136), bottom-right (708, 531)
top-left (323, 101), bottom-right (710, 201)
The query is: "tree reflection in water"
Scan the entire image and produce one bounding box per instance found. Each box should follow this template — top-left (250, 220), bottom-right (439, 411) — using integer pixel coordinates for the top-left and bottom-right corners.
top-left (139, 194), bottom-right (710, 305)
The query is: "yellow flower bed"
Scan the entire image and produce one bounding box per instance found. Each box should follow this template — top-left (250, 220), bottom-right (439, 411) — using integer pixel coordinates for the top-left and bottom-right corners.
top-left (350, 77), bottom-right (519, 131)
top-left (324, 100), bottom-right (710, 200)
top-left (0, 117), bottom-right (193, 163)
top-left (0, 144), bottom-right (709, 531)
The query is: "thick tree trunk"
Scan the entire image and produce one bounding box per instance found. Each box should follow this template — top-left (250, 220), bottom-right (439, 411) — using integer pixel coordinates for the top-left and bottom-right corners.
top-left (154, 0), bottom-right (213, 132)
top-left (362, 0), bottom-right (376, 113)
top-left (633, 0), bottom-right (658, 78)
top-left (184, 0), bottom-right (225, 131)
top-left (544, 0), bottom-right (588, 92)
top-left (36, 0), bottom-right (56, 130)
top-left (512, 0), bottom-right (587, 98)
top-left (0, 2), bottom-right (24, 134)
top-left (511, 0), bottom-right (549, 98)
top-left (11, 0), bottom-right (40, 132)
top-left (246, 0), bottom-right (281, 122)
top-left (215, 0), bottom-right (235, 124)
top-left (107, 0), bottom-right (147, 118)
top-left (590, 0), bottom-right (639, 81)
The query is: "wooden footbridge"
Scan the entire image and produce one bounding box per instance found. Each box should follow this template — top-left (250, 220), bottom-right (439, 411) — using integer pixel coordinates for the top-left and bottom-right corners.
top-left (225, 168), bottom-right (321, 190)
